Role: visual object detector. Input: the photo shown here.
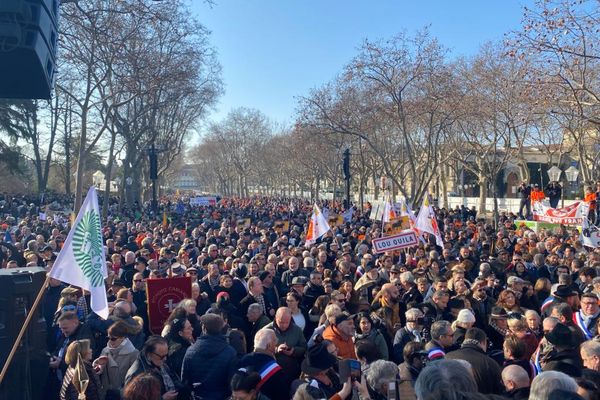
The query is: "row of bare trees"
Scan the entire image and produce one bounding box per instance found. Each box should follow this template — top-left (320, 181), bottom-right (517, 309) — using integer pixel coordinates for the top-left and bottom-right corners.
top-left (0, 0), bottom-right (221, 214)
top-left (191, 0), bottom-right (600, 215)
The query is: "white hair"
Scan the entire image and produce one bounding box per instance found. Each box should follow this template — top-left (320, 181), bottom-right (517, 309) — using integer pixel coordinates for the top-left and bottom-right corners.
top-left (581, 340), bottom-right (600, 357)
top-left (365, 360), bottom-right (398, 393)
top-left (529, 371), bottom-right (577, 400)
top-left (501, 365), bottom-right (530, 389)
top-left (247, 303), bottom-right (262, 315)
top-left (254, 328), bottom-right (276, 351)
top-left (400, 271), bottom-right (415, 283)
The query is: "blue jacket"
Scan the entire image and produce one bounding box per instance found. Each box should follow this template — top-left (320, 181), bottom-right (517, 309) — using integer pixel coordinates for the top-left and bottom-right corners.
top-left (181, 334), bottom-right (237, 400)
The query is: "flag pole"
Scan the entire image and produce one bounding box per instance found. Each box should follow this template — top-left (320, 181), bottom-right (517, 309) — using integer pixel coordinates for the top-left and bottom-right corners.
top-left (0, 275), bottom-right (50, 385)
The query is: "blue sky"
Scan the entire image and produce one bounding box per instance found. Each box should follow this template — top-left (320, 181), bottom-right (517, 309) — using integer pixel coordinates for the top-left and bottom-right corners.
top-left (191, 1), bottom-right (532, 128)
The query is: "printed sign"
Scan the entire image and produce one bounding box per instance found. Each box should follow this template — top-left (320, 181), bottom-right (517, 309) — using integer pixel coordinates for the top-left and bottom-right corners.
top-left (274, 220), bottom-right (290, 233)
top-left (384, 216), bottom-right (410, 235)
top-left (146, 276), bottom-right (192, 334)
top-left (372, 230), bottom-right (418, 254)
top-left (327, 214), bottom-right (344, 227)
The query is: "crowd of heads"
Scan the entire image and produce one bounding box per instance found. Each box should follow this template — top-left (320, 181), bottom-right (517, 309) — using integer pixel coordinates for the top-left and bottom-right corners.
top-left (1, 195), bottom-right (600, 400)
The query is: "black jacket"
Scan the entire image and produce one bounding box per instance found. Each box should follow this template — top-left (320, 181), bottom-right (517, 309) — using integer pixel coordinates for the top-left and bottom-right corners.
top-left (506, 387), bottom-right (530, 400)
top-left (446, 343), bottom-right (504, 395)
top-left (125, 352), bottom-right (189, 399)
top-left (238, 351), bottom-right (290, 400)
top-left (181, 334), bottom-right (237, 400)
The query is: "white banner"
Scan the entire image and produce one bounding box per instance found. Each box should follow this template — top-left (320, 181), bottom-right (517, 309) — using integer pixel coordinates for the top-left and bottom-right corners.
top-left (189, 196), bottom-right (217, 206)
top-left (532, 200), bottom-right (589, 225)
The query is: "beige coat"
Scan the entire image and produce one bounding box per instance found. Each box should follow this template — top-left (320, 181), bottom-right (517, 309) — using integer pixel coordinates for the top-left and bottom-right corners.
top-left (97, 338), bottom-right (139, 399)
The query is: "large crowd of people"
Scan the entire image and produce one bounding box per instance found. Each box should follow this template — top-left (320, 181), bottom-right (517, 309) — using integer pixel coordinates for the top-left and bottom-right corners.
top-left (1, 194), bottom-right (600, 400)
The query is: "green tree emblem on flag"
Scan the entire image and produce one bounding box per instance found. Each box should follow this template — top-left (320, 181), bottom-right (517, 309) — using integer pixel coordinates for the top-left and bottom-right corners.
top-left (72, 210), bottom-right (104, 288)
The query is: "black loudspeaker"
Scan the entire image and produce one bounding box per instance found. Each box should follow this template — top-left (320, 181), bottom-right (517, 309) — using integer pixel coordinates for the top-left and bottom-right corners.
top-left (0, 267), bottom-right (48, 400)
top-left (0, 0), bottom-right (59, 99)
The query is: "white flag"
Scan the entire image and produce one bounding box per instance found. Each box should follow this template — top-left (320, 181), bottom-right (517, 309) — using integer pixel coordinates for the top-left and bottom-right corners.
top-left (415, 194), bottom-right (444, 248)
top-left (305, 204), bottom-right (331, 246)
top-left (50, 187), bottom-right (109, 319)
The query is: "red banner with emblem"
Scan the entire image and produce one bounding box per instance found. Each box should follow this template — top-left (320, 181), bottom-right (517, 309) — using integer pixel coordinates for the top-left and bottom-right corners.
top-left (146, 276), bottom-right (192, 334)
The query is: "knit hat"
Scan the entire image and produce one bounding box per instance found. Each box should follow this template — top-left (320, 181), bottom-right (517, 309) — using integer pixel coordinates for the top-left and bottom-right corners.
top-left (456, 309), bottom-right (476, 324)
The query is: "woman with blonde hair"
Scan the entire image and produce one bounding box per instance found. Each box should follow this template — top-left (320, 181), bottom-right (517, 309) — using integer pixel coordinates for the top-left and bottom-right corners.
top-left (60, 339), bottom-right (101, 400)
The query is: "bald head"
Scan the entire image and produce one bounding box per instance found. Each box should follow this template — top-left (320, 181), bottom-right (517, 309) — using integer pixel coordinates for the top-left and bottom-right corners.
top-left (275, 307), bottom-right (292, 331)
top-left (502, 365), bottom-right (530, 392)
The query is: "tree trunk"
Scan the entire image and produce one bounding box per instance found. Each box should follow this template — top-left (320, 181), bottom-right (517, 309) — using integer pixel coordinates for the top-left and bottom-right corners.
top-left (74, 110), bottom-right (88, 213)
top-left (102, 128), bottom-right (117, 220)
top-left (478, 173), bottom-right (488, 214)
top-left (64, 101), bottom-right (72, 196)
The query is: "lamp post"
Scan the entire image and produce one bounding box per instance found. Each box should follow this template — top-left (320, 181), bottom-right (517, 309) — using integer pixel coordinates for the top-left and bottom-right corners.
top-left (342, 147), bottom-right (351, 209)
top-left (565, 166), bottom-right (579, 200)
top-left (547, 166), bottom-right (563, 207)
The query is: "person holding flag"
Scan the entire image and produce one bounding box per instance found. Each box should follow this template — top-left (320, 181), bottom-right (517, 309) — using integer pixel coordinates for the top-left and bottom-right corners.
top-left (305, 204), bottom-right (331, 247)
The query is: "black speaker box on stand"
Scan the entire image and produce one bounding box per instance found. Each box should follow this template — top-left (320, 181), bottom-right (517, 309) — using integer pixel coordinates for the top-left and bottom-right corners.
top-left (0, 0), bottom-right (59, 99)
top-left (0, 267), bottom-right (48, 400)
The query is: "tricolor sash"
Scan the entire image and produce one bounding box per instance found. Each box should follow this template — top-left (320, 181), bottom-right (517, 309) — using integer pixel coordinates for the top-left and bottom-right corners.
top-left (427, 347), bottom-right (445, 360)
top-left (257, 359), bottom-right (282, 390)
top-left (540, 296), bottom-right (554, 313)
top-left (533, 346), bottom-right (542, 374)
top-left (573, 311), bottom-right (593, 340)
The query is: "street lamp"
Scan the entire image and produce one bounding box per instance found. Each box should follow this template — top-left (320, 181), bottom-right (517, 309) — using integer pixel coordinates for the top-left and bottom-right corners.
top-left (547, 166), bottom-right (563, 207)
top-left (565, 166), bottom-right (579, 199)
top-left (547, 166), bottom-right (562, 183)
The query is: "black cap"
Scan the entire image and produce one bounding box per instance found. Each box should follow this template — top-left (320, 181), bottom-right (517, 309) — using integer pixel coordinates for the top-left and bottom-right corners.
top-left (334, 312), bottom-right (356, 325)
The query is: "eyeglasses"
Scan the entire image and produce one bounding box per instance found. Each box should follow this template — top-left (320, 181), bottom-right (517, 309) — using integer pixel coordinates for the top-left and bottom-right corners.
top-left (151, 352), bottom-right (168, 360)
top-left (133, 279), bottom-right (143, 283)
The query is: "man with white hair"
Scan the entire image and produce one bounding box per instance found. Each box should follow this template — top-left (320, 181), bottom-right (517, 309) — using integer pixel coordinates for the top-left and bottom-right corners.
top-left (580, 340), bottom-right (600, 373)
top-left (529, 371), bottom-right (578, 400)
top-left (393, 308), bottom-right (425, 363)
top-left (120, 251), bottom-right (136, 287)
top-left (365, 360), bottom-right (401, 398)
top-left (400, 271), bottom-right (423, 305)
top-left (238, 328), bottom-right (289, 400)
top-left (246, 303), bottom-right (271, 351)
top-left (502, 364), bottom-right (530, 400)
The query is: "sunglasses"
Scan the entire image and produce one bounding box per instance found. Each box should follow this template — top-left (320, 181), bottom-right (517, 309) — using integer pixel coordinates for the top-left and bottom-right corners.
top-left (62, 305), bottom-right (77, 312)
top-left (134, 279), bottom-right (144, 283)
top-left (108, 336), bottom-right (120, 342)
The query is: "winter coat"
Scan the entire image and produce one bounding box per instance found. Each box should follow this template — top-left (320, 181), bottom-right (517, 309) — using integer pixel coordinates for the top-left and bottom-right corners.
top-left (181, 334), bottom-right (237, 400)
top-left (264, 320), bottom-right (307, 380)
top-left (355, 329), bottom-right (389, 360)
top-left (445, 343), bottom-right (504, 395)
top-left (125, 353), bottom-right (188, 399)
top-left (392, 327), bottom-right (424, 364)
top-left (166, 337), bottom-right (191, 381)
top-left (97, 338), bottom-right (139, 397)
top-left (238, 351), bottom-right (290, 400)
